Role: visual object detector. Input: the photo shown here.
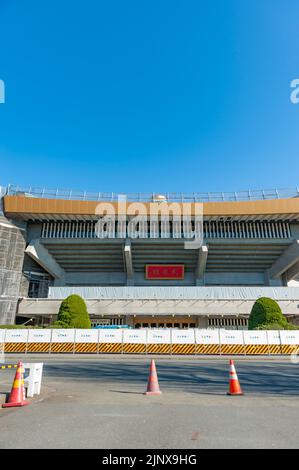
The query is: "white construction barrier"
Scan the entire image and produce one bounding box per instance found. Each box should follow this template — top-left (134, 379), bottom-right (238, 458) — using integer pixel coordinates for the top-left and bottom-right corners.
top-left (147, 328), bottom-right (171, 354)
top-left (98, 329), bottom-right (123, 353)
top-left (2, 327), bottom-right (299, 355)
top-left (74, 329), bottom-right (99, 353)
top-left (266, 331), bottom-right (282, 354)
top-left (51, 329), bottom-right (75, 353)
top-left (23, 362), bottom-right (43, 397)
top-left (27, 329), bottom-right (52, 353)
top-left (122, 329), bottom-right (147, 353)
top-left (280, 331), bottom-right (299, 354)
top-left (219, 330), bottom-right (245, 354)
top-left (171, 329), bottom-right (196, 354)
top-left (195, 329), bottom-right (220, 354)
top-left (4, 329), bottom-right (29, 353)
top-left (243, 330), bottom-right (268, 354)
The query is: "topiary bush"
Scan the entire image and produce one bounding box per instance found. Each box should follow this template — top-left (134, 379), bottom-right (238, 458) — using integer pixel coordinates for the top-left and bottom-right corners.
top-left (52, 294), bottom-right (91, 329)
top-left (248, 297), bottom-right (292, 330)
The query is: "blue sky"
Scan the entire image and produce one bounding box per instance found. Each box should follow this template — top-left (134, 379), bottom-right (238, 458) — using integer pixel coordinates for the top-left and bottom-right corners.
top-left (0, 0), bottom-right (299, 193)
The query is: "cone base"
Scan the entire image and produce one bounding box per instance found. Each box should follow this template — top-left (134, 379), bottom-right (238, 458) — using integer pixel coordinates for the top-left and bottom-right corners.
top-left (227, 392), bottom-right (244, 396)
top-left (2, 400), bottom-right (30, 408)
top-left (144, 391), bottom-right (162, 395)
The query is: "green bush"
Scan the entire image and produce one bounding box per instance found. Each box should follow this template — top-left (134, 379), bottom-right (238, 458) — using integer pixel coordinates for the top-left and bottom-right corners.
top-left (254, 322), bottom-right (297, 330)
top-left (248, 297), bottom-right (291, 330)
top-left (52, 294), bottom-right (91, 329)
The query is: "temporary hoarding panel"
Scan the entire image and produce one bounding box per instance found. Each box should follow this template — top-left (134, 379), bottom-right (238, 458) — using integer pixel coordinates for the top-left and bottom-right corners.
top-left (26, 330), bottom-right (52, 353)
top-left (195, 329), bottom-right (220, 354)
top-left (5, 330), bottom-right (29, 343)
top-left (171, 329), bottom-right (195, 344)
top-left (243, 330), bottom-right (268, 355)
top-left (4, 329), bottom-right (28, 353)
top-left (147, 329), bottom-right (171, 344)
top-left (266, 331), bottom-right (281, 345)
top-left (266, 331), bottom-right (282, 354)
top-left (99, 329), bottom-right (123, 344)
top-left (219, 330), bottom-right (244, 345)
top-left (28, 330), bottom-right (52, 343)
top-left (219, 330), bottom-right (245, 355)
top-left (243, 331), bottom-right (268, 345)
top-left (280, 331), bottom-right (299, 345)
top-left (0, 329), bottom-right (6, 343)
top-left (123, 329), bottom-right (146, 344)
top-left (74, 330), bottom-right (99, 343)
top-left (195, 329), bottom-right (220, 344)
top-left (51, 329), bottom-right (75, 343)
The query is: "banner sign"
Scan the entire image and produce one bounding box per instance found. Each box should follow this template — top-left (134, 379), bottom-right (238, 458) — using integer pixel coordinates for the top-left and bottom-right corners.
top-left (99, 329), bottom-right (123, 343)
top-left (51, 329), bottom-right (75, 343)
top-left (266, 331), bottom-right (281, 345)
top-left (28, 330), bottom-right (52, 343)
top-left (5, 329), bottom-right (29, 343)
top-left (280, 331), bottom-right (299, 345)
top-left (243, 330), bottom-right (268, 345)
top-left (123, 329), bottom-right (147, 344)
top-left (195, 329), bottom-right (220, 344)
top-left (219, 330), bottom-right (244, 345)
top-left (172, 329), bottom-right (195, 344)
top-left (75, 330), bottom-right (99, 343)
top-left (147, 329), bottom-right (171, 344)
top-left (145, 264), bottom-right (184, 280)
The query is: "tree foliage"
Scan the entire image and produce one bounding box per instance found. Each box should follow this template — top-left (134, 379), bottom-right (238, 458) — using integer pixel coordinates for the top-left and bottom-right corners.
top-left (248, 297), bottom-right (295, 330)
top-left (52, 294), bottom-right (91, 329)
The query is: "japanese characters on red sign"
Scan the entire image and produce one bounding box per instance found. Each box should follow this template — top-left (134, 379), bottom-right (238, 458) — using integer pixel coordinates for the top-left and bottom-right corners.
top-left (145, 264), bottom-right (185, 280)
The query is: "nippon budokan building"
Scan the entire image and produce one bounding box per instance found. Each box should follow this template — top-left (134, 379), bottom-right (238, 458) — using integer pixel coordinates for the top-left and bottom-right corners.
top-left (1, 185), bottom-right (299, 329)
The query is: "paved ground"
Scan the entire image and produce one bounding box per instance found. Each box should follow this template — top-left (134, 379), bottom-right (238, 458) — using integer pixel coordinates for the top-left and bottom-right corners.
top-left (0, 354), bottom-right (299, 449)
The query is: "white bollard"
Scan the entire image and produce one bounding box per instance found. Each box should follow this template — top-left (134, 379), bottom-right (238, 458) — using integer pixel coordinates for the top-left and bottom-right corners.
top-left (23, 363), bottom-right (43, 398)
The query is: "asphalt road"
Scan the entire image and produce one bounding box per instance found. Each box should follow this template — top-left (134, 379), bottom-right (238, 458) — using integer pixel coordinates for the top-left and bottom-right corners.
top-left (0, 355), bottom-right (299, 449)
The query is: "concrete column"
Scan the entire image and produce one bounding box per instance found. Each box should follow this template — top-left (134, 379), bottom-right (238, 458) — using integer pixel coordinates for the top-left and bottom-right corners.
top-left (124, 239), bottom-right (134, 286)
top-left (195, 245), bottom-right (208, 286)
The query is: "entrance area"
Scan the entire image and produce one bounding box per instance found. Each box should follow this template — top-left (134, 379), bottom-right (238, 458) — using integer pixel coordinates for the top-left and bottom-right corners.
top-left (133, 316), bottom-right (198, 329)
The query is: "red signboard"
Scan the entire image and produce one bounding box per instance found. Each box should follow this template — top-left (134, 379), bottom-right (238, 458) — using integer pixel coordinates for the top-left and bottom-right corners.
top-left (145, 264), bottom-right (185, 280)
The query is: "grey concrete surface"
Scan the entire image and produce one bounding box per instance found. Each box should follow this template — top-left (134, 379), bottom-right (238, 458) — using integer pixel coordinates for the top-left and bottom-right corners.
top-left (0, 355), bottom-right (299, 449)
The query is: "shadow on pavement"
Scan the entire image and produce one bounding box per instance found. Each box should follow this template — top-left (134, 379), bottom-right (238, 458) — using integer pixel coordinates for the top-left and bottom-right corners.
top-left (41, 360), bottom-right (299, 397)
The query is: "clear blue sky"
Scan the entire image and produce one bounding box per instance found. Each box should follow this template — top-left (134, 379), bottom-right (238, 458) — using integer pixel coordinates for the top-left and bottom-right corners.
top-left (0, 0), bottom-right (299, 193)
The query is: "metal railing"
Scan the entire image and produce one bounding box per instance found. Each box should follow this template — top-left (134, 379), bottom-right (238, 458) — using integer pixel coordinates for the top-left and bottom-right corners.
top-left (5, 184), bottom-right (299, 203)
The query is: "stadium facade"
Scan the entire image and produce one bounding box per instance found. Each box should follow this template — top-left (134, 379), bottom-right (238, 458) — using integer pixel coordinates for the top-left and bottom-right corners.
top-left (1, 185), bottom-right (299, 329)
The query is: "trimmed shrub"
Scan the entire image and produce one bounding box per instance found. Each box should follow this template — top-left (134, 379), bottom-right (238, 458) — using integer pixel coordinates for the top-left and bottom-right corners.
top-left (52, 294), bottom-right (91, 329)
top-left (254, 322), bottom-right (297, 330)
top-left (248, 297), bottom-right (289, 330)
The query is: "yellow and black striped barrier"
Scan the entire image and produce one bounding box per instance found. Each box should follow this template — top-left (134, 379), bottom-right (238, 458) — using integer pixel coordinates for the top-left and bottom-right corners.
top-left (0, 364), bottom-right (17, 370)
top-left (220, 344), bottom-right (245, 355)
top-left (26, 343), bottom-right (51, 353)
top-left (50, 343), bottom-right (75, 353)
top-left (98, 343), bottom-right (122, 354)
top-left (4, 343), bottom-right (27, 353)
top-left (196, 344), bottom-right (221, 355)
top-left (244, 344), bottom-right (269, 355)
top-left (281, 344), bottom-right (299, 355)
top-left (122, 343), bottom-right (146, 354)
top-left (147, 344), bottom-right (171, 354)
top-left (171, 344), bottom-right (196, 355)
top-left (74, 343), bottom-right (98, 354)
top-left (268, 344), bottom-right (282, 355)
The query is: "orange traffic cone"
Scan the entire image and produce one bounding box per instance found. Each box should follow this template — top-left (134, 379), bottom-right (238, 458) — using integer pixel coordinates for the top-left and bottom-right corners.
top-left (2, 361), bottom-right (30, 408)
top-left (227, 360), bottom-right (243, 396)
top-left (144, 359), bottom-right (162, 395)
